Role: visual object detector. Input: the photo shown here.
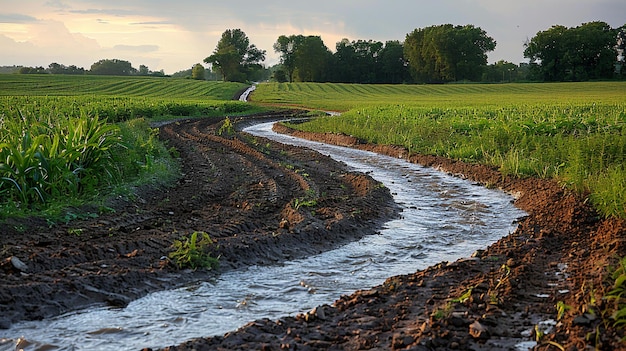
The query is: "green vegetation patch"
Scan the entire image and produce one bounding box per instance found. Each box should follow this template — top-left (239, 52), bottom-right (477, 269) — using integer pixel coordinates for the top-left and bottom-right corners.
top-left (0, 75), bottom-right (253, 220)
top-left (169, 231), bottom-right (220, 270)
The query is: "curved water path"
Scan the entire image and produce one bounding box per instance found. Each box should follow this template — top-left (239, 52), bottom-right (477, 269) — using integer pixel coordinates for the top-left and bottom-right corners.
top-left (0, 121), bottom-right (525, 351)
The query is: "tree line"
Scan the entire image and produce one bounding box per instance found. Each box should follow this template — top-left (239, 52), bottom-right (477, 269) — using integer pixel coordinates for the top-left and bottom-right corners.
top-left (9, 21), bottom-right (625, 83)
top-left (206, 21), bottom-right (625, 84)
top-left (15, 59), bottom-right (165, 77)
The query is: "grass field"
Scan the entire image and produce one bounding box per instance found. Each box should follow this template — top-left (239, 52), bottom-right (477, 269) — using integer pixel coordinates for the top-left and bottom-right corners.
top-left (254, 82), bottom-right (626, 219)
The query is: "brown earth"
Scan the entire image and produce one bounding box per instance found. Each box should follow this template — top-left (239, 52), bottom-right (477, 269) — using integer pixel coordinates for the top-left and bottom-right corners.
top-left (1, 111), bottom-right (625, 350)
top-left (0, 111), bottom-right (396, 328)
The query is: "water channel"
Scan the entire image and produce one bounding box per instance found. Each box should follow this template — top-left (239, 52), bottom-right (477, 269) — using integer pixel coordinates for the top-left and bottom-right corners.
top-left (0, 121), bottom-right (526, 351)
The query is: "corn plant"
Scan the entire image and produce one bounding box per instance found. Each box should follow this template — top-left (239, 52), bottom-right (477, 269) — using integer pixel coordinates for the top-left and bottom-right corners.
top-left (606, 256), bottom-right (626, 328)
top-left (169, 231), bottom-right (220, 270)
top-left (0, 110), bottom-right (121, 208)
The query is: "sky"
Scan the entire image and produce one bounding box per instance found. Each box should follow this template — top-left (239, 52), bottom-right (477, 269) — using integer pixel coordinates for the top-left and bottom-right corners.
top-left (1, 0), bottom-right (625, 74)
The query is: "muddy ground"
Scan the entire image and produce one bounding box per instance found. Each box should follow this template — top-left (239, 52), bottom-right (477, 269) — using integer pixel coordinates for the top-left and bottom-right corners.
top-left (1, 111), bottom-right (625, 350)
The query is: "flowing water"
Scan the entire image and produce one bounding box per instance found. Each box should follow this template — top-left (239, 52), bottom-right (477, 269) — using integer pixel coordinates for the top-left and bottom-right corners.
top-left (0, 121), bottom-right (526, 351)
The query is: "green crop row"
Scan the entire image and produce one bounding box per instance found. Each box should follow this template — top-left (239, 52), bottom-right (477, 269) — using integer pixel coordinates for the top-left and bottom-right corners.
top-left (252, 81), bottom-right (626, 111)
top-left (260, 82), bottom-right (626, 219)
top-left (0, 75), bottom-right (246, 100)
top-left (1, 95), bottom-right (253, 123)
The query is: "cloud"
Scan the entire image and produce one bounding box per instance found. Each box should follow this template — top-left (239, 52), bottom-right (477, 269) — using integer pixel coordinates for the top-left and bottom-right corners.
top-left (130, 21), bottom-right (174, 26)
top-left (114, 44), bottom-right (159, 52)
top-left (69, 8), bottom-right (138, 16)
top-left (0, 13), bottom-right (38, 23)
top-left (44, 1), bottom-right (71, 10)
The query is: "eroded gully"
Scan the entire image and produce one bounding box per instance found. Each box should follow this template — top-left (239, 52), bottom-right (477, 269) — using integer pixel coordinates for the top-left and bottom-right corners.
top-left (0, 120), bottom-right (525, 351)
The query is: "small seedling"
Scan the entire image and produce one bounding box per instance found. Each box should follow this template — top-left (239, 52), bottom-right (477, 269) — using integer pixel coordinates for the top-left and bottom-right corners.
top-left (556, 301), bottom-right (571, 321)
top-left (169, 231), bottom-right (219, 270)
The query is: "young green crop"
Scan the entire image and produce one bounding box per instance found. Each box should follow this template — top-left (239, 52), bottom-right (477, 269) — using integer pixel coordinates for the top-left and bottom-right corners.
top-left (0, 110), bottom-right (120, 207)
top-left (0, 75), bottom-right (247, 100)
top-left (256, 82), bottom-right (626, 219)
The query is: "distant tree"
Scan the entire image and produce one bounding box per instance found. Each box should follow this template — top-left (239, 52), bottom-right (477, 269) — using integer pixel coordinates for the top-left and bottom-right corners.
top-left (191, 63), bottom-right (206, 80)
top-left (138, 65), bottom-right (150, 75)
top-left (273, 68), bottom-right (288, 82)
top-left (273, 35), bottom-right (305, 82)
top-left (90, 59), bottom-right (137, 75)
top-left (524, 21), bottom-right (617, 81)
top-left (205, 29), bottom-right (266, 82)
top-left (481, 60), bottom-right (519, 82)
top-left (331, 39), bottom-right (384, 83)
top-left (404, 24), bottom-right (496, 83)
top-left (18, 66), bottom-right (46, 74)
top-left (333, 38), bottom-right (358, 82)
top-left (46, 63), bottom-right (85, 74)
top-left (379, 40), bottom-right (409, 84)
top-left (293, 35), bottom-right (332, 82)
top-left (0, 65), bottom-right (22, 74)
top-left (48, 62), bottom-right (65, 74)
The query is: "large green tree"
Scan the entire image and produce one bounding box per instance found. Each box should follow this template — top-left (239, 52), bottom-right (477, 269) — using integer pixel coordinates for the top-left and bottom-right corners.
top-left (524, 21), bottom-right (618, 81)
top-left (273, 35), bottom-right (305, 82)
top-left (379, 40), bottom-right (409, 84)
top-left (404, 24), bottom-right (496, 83)
top-left (333, 39), bottom-right (384, 83)
top-left (205, 29), bottom-right (266, 82)
top-left (274, 35), bottom-right (332, 82)
top-left (294, 36), bottom-right (332, 82)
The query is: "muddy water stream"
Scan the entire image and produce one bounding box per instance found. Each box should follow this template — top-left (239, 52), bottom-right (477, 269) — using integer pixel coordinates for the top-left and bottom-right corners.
top-left (0, 121), bottom-right (525, 351)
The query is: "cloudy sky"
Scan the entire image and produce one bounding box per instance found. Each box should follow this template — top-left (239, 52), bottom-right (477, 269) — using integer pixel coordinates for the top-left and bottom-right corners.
top-left (1, 0), bottom-right (624, 74)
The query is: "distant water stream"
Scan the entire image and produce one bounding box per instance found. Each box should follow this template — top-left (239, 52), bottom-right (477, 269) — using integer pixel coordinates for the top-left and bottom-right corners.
top-left (0, 121), bottom-right (525, 351)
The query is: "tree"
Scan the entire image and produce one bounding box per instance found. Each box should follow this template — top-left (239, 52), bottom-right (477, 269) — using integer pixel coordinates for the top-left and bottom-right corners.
top-left (205, 29), bottom-right (266, 82)
top-left (482, 60), bottom-right (519, 82)
top-left (191, 63), bottom-right (206, 80)
top-left (524, 22), bottom-right (617, 81)
top-left (293, 36), bottom-right (332, 82)
top-left (333, 38), bottom-right (358, 82)
top-left (332, 39), bottom-right (384, 83)
top-left (47, 62), bottom-right (85, 75)
top-left (138, 65), bottom-right (149, 76)
top-left (273, 68), bottom-right (288, 82)
top-left (404, 24), bottom-right (495, 83)
top-left (90, 59), bottom-right (136, 75)
top-left (380, 40), bottom-right (409, 84)
top-left (273, 35), bottom-right (305, 82)
top-left (18, 66), bottom-right (46, 74)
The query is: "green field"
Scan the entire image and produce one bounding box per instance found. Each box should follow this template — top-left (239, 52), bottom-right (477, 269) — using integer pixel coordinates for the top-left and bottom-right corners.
top-left (252, 81), bottom-right (626, 111)
top-left (0, 74), bottom-right (244, 99)
top-left (0, 75), bottom-right (254, 218)
top-left (254, 82), bottom-right (626, 219)
top-left (0, 75), bottom-right (255, 123)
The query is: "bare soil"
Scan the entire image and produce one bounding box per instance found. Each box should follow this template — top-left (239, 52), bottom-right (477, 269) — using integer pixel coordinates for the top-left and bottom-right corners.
top-left (1, 111), bottom-right (625, 350)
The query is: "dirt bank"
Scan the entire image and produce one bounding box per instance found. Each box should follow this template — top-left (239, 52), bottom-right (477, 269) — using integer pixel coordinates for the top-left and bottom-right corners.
top-left (159, 123), bottom-right (626, 350)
